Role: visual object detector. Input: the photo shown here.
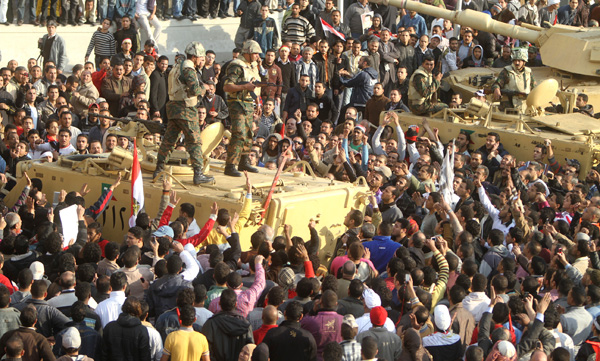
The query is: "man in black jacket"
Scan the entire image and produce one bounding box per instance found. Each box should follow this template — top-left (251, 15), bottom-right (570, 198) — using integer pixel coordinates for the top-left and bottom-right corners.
top-left (202, 289), bottom-right (254, 361)
top-left (263, 300), bottom-right (318, 361)
top-left (149, 55), bottom-right (168, 120)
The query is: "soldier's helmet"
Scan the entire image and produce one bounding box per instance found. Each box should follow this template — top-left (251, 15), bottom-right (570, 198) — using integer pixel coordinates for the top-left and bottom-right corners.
top-left (185, 41), bottom-right (206, 57)
top-left (242, 40), bottom-right (262, 54)
top-left (512, 47), bottom-right (528, 62)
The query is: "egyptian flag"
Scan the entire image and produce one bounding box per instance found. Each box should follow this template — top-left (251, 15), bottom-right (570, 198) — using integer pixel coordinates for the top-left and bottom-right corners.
top-left (129, 138), bottom-right (144, 227)
top-left (321, 18), bottom-right (345, 41)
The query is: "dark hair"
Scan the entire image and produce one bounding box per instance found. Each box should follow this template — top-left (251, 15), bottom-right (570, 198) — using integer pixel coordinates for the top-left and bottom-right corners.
top-left (20, 305), bottom-right (37, 327)
top-left (17, 268), bottom-right (33, 289)
top-left (570, 286), bottom-right (586, 306)
top-left (0, 285), bottom-right (10, 308)
top-left (449, 285), bottom-right (467, 304)
top-left (361, 336), bottom-right (378, 359)
top-left (220, 288), bottom-right (237, 312)
top-left (167, 254), bottom-right (183, 275)
top-left (110, 272), bottom-right (128, 291)
top-left (213, 262), bottom-right (231, 284)
top-left (71, 300), bottom-right (87, 322)
top-left (472, 274), bottom-right (487, 292)
top-left (75, 281), bottom-right (92, 302)
top-left (104, 242), bottom-right (120, 261)
top-left (76, 263), bottom-right (96, 283)
top-left (122, 297), bottom-right (143, 317)
top-left (323, 342), bottom-right (343, 361)
top-left (5, 335), bottom-right (23, 358)
top-left (285, 301), bottom-right (304, 321)
top-left (178, 304), bottom-right (196, 326)
top-left (465, 346), bottom-right (484, 361)
top-left (194, 284), bottom-right (207, 304)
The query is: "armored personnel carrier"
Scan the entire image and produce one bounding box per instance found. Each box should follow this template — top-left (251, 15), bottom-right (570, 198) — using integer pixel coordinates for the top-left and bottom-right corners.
top-left (377, 0), bottom-right (600, 108)
top-left (3, 121), bottom-right (368, 256)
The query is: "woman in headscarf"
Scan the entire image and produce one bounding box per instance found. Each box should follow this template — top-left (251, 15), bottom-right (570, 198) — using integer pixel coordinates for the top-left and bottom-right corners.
top-left (463, 45), bottom-right (485, 68)
top-left (398, 328), bottom-right (433, 361)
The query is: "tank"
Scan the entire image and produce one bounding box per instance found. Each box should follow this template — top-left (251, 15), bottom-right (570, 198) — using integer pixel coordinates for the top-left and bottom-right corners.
top-left (372, 0), bottom-right (600, 108)
top-left (372, 0), bottom-right (600, 174)
top-left (2, 121), bottom-right (369, 259)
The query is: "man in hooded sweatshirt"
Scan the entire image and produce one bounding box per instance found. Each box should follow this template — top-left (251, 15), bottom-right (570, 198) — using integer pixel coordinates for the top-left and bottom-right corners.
top-left (479, 229), bottom-right (511, 278)
top-left (338, 56), bottom-right (378, 114)
top-left (202, 289), bottom-right (253, 361)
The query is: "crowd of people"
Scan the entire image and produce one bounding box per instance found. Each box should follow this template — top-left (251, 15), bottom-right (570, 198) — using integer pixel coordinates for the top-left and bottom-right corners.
top-left (1, 0), bottom-right (600, 360)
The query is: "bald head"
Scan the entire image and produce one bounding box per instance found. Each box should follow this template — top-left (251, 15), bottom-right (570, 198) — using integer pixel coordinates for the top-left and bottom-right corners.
top-left (60, 271), bottom-right (76, 289)
top-left (531, 350), bottom-right (547, 361)
top-left (262, 305), bottom-right (279, 325)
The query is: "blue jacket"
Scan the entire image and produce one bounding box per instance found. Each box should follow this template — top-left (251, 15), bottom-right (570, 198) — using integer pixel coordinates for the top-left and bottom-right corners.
top-left (362, 236), bottom-right (402, 273)
top-left (339, 67), bottom-right (378, 108)
top-left (397, 14), bottom-right (427, 37)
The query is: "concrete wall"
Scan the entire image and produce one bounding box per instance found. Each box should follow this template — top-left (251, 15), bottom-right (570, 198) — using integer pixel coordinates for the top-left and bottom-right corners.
top-left (0, 17), bottom-right (252, 72)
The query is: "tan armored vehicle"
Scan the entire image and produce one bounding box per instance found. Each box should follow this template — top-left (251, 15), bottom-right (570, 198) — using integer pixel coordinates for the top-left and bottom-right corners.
top-left (372, 0), bottom-right (600, 175)
top-left (374, 0), bottom-right (600, 108)
top-left (3, 121), bottom-right (368, 256)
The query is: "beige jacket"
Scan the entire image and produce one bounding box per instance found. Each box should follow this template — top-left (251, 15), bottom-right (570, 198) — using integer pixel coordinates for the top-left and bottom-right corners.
top-left (71, 81), bottom-right (100, 117)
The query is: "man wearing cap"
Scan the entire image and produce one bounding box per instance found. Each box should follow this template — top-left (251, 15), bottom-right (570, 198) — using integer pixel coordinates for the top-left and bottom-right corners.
top-left (491, 47), bottom-right (536, 112)
top-left (154, 41), bottom-right (213, 185)
top-left (355, 288), bottom-right (395, 333)
top-left (223, 39), bottom-right (265, 177)
top-left (422, 304), bottom-right (462, 360)
top-left (356, 306), bottom-right (402, 361)
top-left (407, 55), bottom-right (447, 115)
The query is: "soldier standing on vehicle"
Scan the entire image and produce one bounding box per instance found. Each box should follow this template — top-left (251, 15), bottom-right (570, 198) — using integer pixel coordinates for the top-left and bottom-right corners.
top-left (491, 47), bottom-right (536, 112)
top-left (222, 40), bottom-right (264, 177)
top-left (407, 54), bottom-right (447, 115)
top-left (154, 41), bottom-right (214, 185)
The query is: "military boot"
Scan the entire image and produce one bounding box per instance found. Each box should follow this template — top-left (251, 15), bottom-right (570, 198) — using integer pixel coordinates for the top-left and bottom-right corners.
top-left (224, 164), bottom-right (242, 177)
top-left (238, 155), bottom-right (258, 173)
top-left (193, 168), bottom-right (214, 184)
top-left (153, 161), bottom-right (165, 179)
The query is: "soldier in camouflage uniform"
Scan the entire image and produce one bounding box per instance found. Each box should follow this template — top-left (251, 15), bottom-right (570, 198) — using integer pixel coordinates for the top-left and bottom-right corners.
top-left (222, 40), bottom-right (265, 177)
top-left (154, 41), bottom-right (214, 185)
top-left (407, 54), bottom-right (448, 115)
top-left (492, 47), bottom-right (536, 112)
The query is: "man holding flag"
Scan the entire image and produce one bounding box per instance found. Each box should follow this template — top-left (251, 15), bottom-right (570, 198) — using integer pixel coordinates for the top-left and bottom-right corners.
top-left (130, 138), bottom-right (144, 227)
top-left (321, 9), bottom-right (350, 46)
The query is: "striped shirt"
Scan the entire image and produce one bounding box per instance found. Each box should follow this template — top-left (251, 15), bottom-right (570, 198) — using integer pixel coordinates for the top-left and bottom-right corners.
top-left (86, 31), bottom-right (117, 58)
top-left (282, 15), bottom-right (315, 45)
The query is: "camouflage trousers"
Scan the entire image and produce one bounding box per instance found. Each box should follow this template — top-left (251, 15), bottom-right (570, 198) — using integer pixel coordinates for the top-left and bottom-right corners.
top-left (158, 102), bottom-right (203, 168)
top-left (409, 102), bottom-right (448, 116)
top-left (226, 101), bottom-right (253, 165)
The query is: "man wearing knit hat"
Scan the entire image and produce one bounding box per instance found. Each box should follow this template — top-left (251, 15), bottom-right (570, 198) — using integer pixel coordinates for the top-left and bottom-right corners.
top-left (422, 305), bottom-right (462, 361)
top-left (356, 306), bottom-right (402, 361)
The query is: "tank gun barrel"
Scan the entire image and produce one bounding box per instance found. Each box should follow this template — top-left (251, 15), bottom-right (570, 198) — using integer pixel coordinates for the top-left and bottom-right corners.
top-left (371, 0), bottom-right (540, 45)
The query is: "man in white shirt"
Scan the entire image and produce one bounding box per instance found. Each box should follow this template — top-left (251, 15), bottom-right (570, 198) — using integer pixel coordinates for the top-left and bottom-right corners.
top-left (462, 273), bottom-right (491, 322)
top-left (135, 0), bottom-right (162, 45)
top-left (95, 272), bottom-right (128, 328)
top-left (34, 128), bottom-right (76, 159)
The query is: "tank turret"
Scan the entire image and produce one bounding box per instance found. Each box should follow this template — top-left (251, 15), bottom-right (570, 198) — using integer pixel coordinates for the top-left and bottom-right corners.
top-left (371, 0), bottom-right (600, 77)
